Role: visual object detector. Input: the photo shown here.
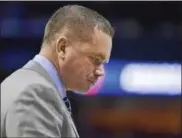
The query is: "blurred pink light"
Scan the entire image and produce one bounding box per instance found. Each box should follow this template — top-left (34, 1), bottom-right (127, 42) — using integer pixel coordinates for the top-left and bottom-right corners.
top-left (87, 67), bottom-right (106, 96)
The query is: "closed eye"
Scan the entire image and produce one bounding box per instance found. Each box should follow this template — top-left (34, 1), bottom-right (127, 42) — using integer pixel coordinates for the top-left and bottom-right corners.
top-left (90, 56), bottom-right (107, 66)
top-left (89, 52), bottom-right (109, 65)
top-left (94, 57), bottom-right (102, 65)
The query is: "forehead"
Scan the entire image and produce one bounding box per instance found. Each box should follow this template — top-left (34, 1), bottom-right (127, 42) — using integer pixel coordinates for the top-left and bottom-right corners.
top-left (80, 28), bottom-right (112, 61)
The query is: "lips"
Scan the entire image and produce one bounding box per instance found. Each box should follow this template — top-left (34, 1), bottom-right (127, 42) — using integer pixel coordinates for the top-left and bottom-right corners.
top-left (89, 79), bottom-right (98, 84)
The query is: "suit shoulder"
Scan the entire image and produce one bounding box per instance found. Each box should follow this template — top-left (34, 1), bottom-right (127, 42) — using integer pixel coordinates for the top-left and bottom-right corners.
top-left (1, 68), bottom-right (61, 114)
top-left (1, 68), bottom-right (55, 92)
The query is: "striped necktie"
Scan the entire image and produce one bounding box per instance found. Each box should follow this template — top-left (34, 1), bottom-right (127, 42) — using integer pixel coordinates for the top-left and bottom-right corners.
top-left (63, 97), bottom-right (72, 114)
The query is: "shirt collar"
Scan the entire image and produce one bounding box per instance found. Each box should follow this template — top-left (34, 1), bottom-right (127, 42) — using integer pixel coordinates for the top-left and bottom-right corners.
top-left (33, 55), bottom-right (66, 98)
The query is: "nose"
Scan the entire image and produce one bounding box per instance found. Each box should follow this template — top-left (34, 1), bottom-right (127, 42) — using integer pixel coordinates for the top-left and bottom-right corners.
top-left (95, 65), bottom-right (105, 77)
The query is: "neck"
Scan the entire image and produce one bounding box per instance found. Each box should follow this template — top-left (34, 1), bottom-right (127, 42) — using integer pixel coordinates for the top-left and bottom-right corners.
top-left (39, 46), bottom-right (68, 90)
top-left (39, 46), bottom-right (57, 68)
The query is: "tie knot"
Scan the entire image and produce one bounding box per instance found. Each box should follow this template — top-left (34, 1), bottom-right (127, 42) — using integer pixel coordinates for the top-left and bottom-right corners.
top-left (63, 97), bottom-right (72, 114)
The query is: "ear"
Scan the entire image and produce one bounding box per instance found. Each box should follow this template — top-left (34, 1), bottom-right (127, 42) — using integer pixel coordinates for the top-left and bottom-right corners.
top-left (56, 36), bottom-right (69, 60)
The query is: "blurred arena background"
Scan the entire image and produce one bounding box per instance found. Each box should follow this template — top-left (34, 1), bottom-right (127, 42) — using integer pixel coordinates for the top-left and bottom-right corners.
top-left (0, 1), bottom-right (181, 138)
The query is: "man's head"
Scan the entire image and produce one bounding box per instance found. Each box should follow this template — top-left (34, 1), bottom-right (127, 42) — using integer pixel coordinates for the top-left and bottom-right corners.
top-left (41, 5), bottom-right (115, 93)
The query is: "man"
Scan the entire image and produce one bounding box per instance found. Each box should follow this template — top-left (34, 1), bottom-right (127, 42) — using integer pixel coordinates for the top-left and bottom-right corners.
top-left (1, 5), bottom-right (114, 137)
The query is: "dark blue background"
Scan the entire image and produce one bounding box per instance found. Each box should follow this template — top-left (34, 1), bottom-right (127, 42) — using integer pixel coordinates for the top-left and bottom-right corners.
top-left (0, 2), bottom-right (181, 138)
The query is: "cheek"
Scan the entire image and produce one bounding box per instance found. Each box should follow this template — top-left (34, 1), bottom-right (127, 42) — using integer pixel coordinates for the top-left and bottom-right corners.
top-left (73, 58), bottom-right (94, 77)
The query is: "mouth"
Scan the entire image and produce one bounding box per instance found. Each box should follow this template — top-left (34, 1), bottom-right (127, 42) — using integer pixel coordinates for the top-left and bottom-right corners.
top-left (88, 79), bottom-right (98, 85)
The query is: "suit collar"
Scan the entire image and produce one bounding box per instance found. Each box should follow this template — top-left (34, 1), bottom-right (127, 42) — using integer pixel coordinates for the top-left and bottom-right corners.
top-left (23, 60), bottom-right (80, 137)
top-left (23, 60), bottom-right (59, 93)
top-left (33, 55), bottom-right (66, 98)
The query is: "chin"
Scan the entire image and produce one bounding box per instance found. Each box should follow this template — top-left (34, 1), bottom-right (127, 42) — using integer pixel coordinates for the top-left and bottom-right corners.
top-left (73, 91), bottom-right (86, 95)
top-left (71, 87), bottom-right (90, 95)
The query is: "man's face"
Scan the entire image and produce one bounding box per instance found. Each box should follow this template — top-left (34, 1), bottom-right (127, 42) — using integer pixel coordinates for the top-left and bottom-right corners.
top-left (59, 28), bottom-right (112, 93)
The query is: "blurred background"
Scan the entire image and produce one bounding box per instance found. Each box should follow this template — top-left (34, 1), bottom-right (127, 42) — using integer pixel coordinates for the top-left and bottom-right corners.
top-left (0, 1), bottom-right (181, 138)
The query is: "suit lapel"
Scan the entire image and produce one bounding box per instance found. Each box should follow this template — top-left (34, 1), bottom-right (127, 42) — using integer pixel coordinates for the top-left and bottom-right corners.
top-left (71, 121), bottom-right (79, 137)
top-left (23, 60), bottom-right (79, 137)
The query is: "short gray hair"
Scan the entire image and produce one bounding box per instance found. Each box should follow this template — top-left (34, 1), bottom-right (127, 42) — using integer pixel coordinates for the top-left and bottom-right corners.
top-left (42, 5), bottom-right (115, 45)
